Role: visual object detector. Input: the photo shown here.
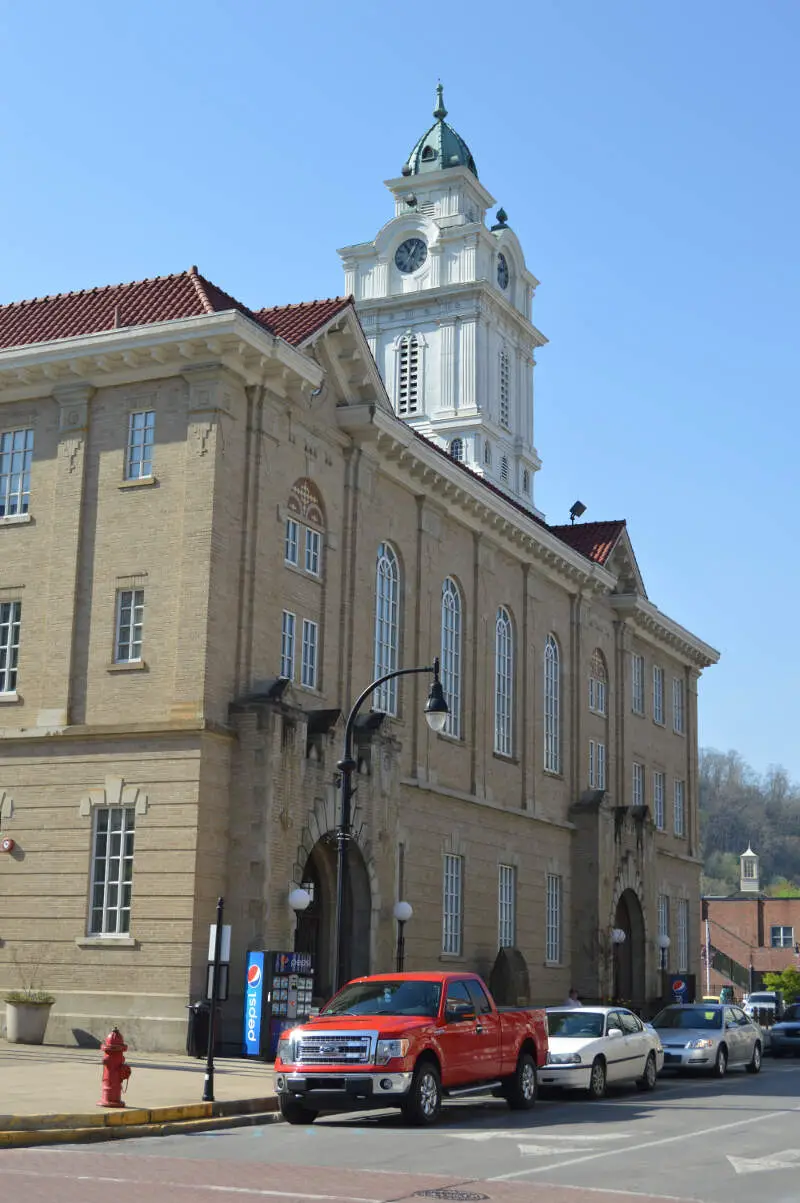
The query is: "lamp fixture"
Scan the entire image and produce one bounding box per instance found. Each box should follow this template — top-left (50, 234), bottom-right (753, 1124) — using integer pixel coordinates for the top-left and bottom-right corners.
top-left (288, 887), bottom-right (312, 913)
top-left (611, 927), bottom-right (626, 945)
top-left (569, 500), bottom-right (587, 525)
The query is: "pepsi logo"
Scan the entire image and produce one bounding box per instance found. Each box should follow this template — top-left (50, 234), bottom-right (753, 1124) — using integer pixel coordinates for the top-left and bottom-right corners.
top-left (247, 963), bottom-right (262, 988)
top-left (672, 979), bottom-right (686, 992)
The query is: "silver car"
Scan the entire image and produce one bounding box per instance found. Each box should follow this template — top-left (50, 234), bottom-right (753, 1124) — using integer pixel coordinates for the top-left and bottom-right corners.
top-left (652, 1003), bottom-right (762, 1076)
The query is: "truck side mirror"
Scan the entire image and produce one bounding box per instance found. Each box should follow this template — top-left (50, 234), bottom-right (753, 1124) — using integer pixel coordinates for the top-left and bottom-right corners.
top-left (446, 1001), bottom-right (476, 1023)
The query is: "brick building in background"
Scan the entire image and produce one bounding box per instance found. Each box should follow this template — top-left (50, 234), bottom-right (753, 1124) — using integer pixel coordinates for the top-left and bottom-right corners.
top-left (0, 93), bottom-right (718, 1050)
top-left (702, 847), bottom-right (800, 998)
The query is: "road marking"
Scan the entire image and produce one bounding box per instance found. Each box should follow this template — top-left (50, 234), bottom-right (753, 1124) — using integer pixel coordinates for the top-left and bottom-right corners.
top-left (517, 1144), bottom-right (591, 1156)
top-left (0, 1171), bottom-right (381, 1203)
top-left (727, 1149), bottom-right (800, 1175)
top-left (447, 1130), bottom-right (631, 1142)
top-left (487, 1102), bottom-right (800, 1180)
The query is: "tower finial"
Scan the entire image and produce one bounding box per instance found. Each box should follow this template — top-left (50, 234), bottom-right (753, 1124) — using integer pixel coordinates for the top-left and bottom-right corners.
top-left (434, 81), bottom-right (447, 121)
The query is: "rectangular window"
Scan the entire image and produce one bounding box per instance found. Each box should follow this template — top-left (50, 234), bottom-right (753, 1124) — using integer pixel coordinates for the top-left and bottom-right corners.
top-left (305, 528), bottom-right (321, 576)
top-left (442, 854), bottom-right (463, 955)
top-left (301, 619), bottom-right (318, 688)
top-left (653, 666), bottom-right (664, 725)
top-left (658, 894), bottom-right (670, 945)
top-left (633, 761), bottom-right (645, 808)
top-left (673, 678), bottom-right (685, 734)
top-left (653, 771), bottom-right (666, 830)
top-left (771, 926), bottom-right (794, 949)
top-left (0, 428), bottom-right (34, 516)
top-left (589, 740), bottom-right (606, 790)
top-left (89, 806), bottom-right (135, 935)
top-left (125, 410), bottom-right (155, 480)
top-left (589, 677), bottom-right (607, 716)
top-left (280, 610), bottom-right (295, 679)
top-left (284, 518), bottom-right (299, 565)
top-left (676, 898), bottom-right (689, 972)
top-left (546, 874), bottom-right (562, 963)
top-left (114, 589), bottom-right (144, 663)
top-left (498, 864), bottom-right (516, 949)
top-left (632, 654), bottom-right (645, 715)
top-left (674, 779), bottom-right (686, 836)
top-left (0, 601), bottom-right (21, 694)
top-left (743, 859), bottom-right (756, 880)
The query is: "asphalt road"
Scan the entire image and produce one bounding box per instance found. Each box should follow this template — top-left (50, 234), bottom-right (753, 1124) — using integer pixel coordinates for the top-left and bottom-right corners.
top-left (4, 1060), bottom-right (800, 1203)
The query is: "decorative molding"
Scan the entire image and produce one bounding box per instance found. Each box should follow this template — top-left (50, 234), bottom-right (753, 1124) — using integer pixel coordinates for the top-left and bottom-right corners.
top-left (79, 774), bottom-right (149, 818)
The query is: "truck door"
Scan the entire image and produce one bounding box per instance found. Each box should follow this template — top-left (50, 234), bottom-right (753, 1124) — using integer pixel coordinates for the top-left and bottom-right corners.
top-left (465, 978), bottom-right (502, 1080)
top-left (438, 980), bottom-right (480, 1086)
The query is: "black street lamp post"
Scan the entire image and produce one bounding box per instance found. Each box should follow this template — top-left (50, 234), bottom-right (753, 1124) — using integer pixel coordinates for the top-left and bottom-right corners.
top-left (393, 900), bottom-right (413, 972)
top-left (332, 659), bottom-right (448, 994)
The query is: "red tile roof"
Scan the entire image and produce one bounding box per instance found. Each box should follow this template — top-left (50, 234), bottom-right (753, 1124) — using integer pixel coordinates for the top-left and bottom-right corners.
top-left (0, 268), bottom-right (353, 352)
top-left (256, 297), bottom-right (352, 346)
top-left (546, 520), bottom-right (626, 566)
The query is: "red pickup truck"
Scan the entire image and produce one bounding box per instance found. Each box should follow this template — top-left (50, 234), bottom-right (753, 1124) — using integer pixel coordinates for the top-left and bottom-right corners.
top-left (274, 971), bottom-right (548, 1126)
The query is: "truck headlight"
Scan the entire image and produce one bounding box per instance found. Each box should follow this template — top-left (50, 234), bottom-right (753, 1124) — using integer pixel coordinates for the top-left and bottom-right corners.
top-left (276, 1033), bottom-right (297, 1063)
top-left (547, 1052), bottom-right (582, 1065)
top-left (375, 1038), bottom-right (410, 1064)
top-left (686, 1039), bottom-right (714, 1049)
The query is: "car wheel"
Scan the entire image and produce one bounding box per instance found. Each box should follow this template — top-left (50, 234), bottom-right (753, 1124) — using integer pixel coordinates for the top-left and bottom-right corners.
top-left (401, 1059), bottom-right (442, 1126)
top-left (588, 1057), bottom-right (607, 1100)
top-left (278, 1096), bottom-right (317, 1125)
top-left (637, 1051), bottom-right (658, 1092)
top-left (713, 1046), bottom-right (728, 1077)
top-left (747, 1042), bottom-right (762, 1074)
top-left (504, 1051), bottom-right (538, 1110)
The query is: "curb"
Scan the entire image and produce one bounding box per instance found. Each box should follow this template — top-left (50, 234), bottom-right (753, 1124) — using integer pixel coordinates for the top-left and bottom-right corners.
top-left (0, 1097), bottom-right (279, 1149)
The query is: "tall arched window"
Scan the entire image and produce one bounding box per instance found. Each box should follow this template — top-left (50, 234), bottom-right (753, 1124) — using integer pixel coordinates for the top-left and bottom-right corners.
top-left (500, 455), bottom-right (510, 482)
top-left (484, 440), bottom-right (492, 466)
top-left (374, 543), bottom-right (400, 715)
top-left (544, 634), bottom-right (561, 773)
top-left (397, 335), bottom-right (419, 416)
top-left (522, 469), bottom-right (530, 494)
top-left (589, 648), bottom-right (608, 715)
top-left (499, 349), bottom-right (510, 429)
top-left (495, 606), bottom-right (514, 756)
top-left (441, 578), bottom-right (462, 738)
top-left (449, 438), bottom-right (464, 462)
top-left (285, 478), bottom-right (325, 577)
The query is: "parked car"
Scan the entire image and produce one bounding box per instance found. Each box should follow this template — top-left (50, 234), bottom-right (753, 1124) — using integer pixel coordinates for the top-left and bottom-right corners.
top-left (540, 1006), bottom-right (663, 1099)
top-left (767, 1002), bottom-right (800, 1057)
top-left (273, 972), bottom-right (548, 1125)
top-left (743, 990), bottom-right (784, 1021)
top-left (652, 1003), bottom-right (762, 1076)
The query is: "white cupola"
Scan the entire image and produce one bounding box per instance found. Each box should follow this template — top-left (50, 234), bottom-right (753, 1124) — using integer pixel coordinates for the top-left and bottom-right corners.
top-left (740, 844), bottom-right (760, 894)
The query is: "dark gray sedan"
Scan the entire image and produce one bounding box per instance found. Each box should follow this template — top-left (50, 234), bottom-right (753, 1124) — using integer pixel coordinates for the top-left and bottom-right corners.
top-left (769, 1002), bottom-right (800, 1057)
top-left (652, 1003), bottom-right (762, 1076)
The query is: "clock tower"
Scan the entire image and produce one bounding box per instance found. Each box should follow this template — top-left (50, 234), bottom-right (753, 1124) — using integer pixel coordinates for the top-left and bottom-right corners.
top-left (338, 85), bottom-right (547, 514)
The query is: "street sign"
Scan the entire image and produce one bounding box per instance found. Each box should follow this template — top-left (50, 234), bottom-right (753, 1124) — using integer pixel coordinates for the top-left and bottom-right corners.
top-left (208, 924), bottom-right (231, 962)
top-left (206, 962), bottom-right (229, 1001)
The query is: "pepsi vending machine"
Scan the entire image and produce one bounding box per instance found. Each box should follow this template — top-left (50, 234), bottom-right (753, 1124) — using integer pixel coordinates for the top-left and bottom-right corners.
top-left (242, 950), bottom-right (315, 1059)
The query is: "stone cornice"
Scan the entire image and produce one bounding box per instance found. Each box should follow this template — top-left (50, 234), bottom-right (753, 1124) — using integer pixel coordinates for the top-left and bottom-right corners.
top-left (611, 593), bottom-right (719, 669)
top-left (0, 311), bottom-right (323, 402)
top-left (355, 282), bottom-right (547, 348)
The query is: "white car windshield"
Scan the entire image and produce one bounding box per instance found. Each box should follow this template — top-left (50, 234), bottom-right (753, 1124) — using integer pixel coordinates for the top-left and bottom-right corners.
top-left (548, 1012), bottom-right (605, 1038)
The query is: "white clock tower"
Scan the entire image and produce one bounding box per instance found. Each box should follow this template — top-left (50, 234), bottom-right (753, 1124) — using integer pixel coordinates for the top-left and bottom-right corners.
top-left (339, 85), bottom-right (547, 514)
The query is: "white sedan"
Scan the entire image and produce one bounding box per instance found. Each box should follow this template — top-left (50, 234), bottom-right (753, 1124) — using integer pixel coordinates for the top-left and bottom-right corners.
top-left (540, 1006), bottom-right (664, 1099)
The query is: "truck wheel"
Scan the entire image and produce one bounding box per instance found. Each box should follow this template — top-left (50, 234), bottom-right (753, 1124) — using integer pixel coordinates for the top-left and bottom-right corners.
top-left (504, 1051), bottom-right (538, 1110)
top-left (401, 1059), bottom-right (442, 1126)
top-left (636, 1052), bottom-right (658, 1092)
top-left (587, 1057), bottom-right (606, 1100)
top-left (278, 1096), bottom-right (317, 1125)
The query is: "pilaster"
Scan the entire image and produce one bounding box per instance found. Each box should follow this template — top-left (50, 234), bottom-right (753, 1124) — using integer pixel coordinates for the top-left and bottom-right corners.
top-left (438, 320), bottom-right (456, 413)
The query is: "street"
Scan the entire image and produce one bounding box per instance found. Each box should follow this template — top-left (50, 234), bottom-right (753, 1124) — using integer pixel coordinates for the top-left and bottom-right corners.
top-left (3, 1060), bottom-right (800, 1203)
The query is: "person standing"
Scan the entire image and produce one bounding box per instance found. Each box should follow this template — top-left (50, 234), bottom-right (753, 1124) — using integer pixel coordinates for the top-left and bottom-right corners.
top-left (563, 988), bottom-right (582, 1007)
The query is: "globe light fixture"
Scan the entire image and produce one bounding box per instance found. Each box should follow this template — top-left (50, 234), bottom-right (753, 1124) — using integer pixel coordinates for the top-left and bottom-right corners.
top-left (288, 887), bottom-right (311, 913)
top-left (611, 927), bottom-right (627, 945)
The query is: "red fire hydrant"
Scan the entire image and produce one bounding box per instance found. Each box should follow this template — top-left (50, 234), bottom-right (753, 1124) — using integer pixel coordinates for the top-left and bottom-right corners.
top-left (98, 1026), bottom-right (132, 1108)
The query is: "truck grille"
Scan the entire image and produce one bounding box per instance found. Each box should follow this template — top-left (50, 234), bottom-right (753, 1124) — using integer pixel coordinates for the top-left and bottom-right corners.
top-left (295, 1035), bottom-right (372, 1065)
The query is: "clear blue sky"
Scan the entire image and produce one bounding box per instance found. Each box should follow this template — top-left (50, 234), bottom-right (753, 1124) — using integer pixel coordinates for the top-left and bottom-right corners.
top-left (3, 2), bottom-right (799, 778)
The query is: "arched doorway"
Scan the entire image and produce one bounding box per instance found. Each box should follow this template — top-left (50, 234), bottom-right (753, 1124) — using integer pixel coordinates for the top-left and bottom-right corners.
top-left (294, 837), bottom-right (371, 1001)
top-left (613, 889), bottom-right (646, 1009)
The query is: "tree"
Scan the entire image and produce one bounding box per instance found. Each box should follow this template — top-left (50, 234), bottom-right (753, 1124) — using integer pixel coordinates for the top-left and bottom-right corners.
top-left (762, 966), bottom-right (800, 1004)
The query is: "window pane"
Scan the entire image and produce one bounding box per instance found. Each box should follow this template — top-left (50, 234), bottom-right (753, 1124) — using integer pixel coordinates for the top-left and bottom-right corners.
top-left (374, 544), bottom-right (400, 714)
top-left (115, 589), bottom-right (144, 662)
top-left (442, 854), bottom-right (463, 955)
top-left (88, 807), bottom-right (135, 936)
top-left (546, 874), bottom-right (562, 963)
top-left (301, 620), bottom-right (318, 688)
top-left (0, 428), bottom-right (34, 516)
top-left (544, 635), bottom-right (560, 772)
top-left (280, 611), bottom-right (295, 679)
top-left (441, 580), bottom-right (462, 738)
top-left (494, 608), bottom-right (513, 756)
top-left (0, 600), bottom-right (21, 693)
top-left (125, 410), bottom-right (155, 480)
top-left (498, 864), bottom-right (516, 948)
top-left (284, 519), bottom-right (299, 565)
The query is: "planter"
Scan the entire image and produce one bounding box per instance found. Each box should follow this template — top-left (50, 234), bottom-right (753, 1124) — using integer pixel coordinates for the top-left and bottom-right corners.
top-left (5, 1000), bottom-right (53, 1044)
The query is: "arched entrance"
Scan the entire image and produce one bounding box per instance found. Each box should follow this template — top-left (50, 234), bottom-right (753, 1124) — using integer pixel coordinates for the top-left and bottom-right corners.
top-left (295, 837), bottom-right (371, 1000)
top-left (613, 889), bottom-right (646, 1009)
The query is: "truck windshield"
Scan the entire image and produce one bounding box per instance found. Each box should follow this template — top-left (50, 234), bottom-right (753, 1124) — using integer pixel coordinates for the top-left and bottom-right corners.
top-left (323, 980), bottom-right (442, 1017)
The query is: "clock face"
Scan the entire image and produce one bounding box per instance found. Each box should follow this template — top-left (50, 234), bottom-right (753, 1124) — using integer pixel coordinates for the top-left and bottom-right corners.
top-left (395, 237), bottom-right (428, 274)
top-left (497, 253), bottom-right (509, 290)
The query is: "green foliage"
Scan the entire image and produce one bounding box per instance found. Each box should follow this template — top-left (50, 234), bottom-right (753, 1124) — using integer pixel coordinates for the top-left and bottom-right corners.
top-left (3, 946), bottom-right (55, 1006)
top-left (762, 966), bottom-right (800, 1003)
top-left (765, 878), bottom-right (800, 898)
top-left (3, 990), bottom-right (55, 1006)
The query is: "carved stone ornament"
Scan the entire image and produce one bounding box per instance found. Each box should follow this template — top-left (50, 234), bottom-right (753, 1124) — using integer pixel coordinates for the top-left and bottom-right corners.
top-left (79, 775), bottom-right (149, 818)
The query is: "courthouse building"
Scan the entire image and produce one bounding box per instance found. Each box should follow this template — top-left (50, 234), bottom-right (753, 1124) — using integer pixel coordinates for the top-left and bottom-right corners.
top-left (0, 90), bottom-right (718, 1049)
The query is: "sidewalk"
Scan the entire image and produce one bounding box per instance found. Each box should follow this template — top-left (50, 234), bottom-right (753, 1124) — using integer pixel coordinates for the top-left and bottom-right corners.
top-left (0, 1041), bottom-right (278, 1147)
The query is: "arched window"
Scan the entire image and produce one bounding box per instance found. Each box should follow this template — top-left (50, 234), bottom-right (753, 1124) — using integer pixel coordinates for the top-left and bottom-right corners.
top-left (500, 455), bottom-right (509, 482)
top-left (286, 478), bottom-right (325, 576)
top-left (441, 578), bottom-right (462, 738)
top-left (522, 469), bottom-right (530, 494)
top-left (499, 349), bottom-right (510, 429)
top-left (449, 438), bottom-right (464, 462)
top-left (484, 440), bottom-right (492, 466)
top-left (589, 648), bottom-right (608, 715)
top-left (544, 634), bottom-right (560, 773)
top-left (374, 543), bottom-right (400, 715)
top-left (495, 607), bottom-right (514, 756)
top-left (397, 335), bottom-right (419, 416)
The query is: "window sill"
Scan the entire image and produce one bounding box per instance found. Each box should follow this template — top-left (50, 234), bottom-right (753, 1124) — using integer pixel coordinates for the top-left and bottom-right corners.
top-left (437, 731), bottom-right (464, 746)
top-left (543, 769), bottom-right (564, 780)
top-left (588, 707), bottom-right (607, 719)
top-left (0, 512), bottom-right (32, 526)
top-left (439, 952), bottom-right (465, 962)
top-left (284, 560), bottom-right (323, 582)
top-left (673, 729), bottom-right (686, 738)
top-left (0, 691), bottom-right (21, 704)
top-left (119, 476), bottom-right (158, 491)
top-left (107, 660), bottom-right (148, 673)
top-left (493, 751), bottom-right (519, 766)
top-left (76, 936), bottom-right (138, 949)
top-left (632, 710), bottom-right (646, 719)
top-left (543, 960), bottom-right (563, 968)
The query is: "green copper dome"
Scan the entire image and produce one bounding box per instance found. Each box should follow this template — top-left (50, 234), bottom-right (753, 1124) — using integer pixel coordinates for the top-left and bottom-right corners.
top-left (403, 84), bottom-right (478, 178)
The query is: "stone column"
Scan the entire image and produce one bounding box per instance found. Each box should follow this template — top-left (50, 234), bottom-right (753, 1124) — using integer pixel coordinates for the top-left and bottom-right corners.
top-left (438, 320), bottom-right (456, 413)
top-left (38, 384), bottom-right (93, 727)
top-left (458, 318), bottom-right (477, 413)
